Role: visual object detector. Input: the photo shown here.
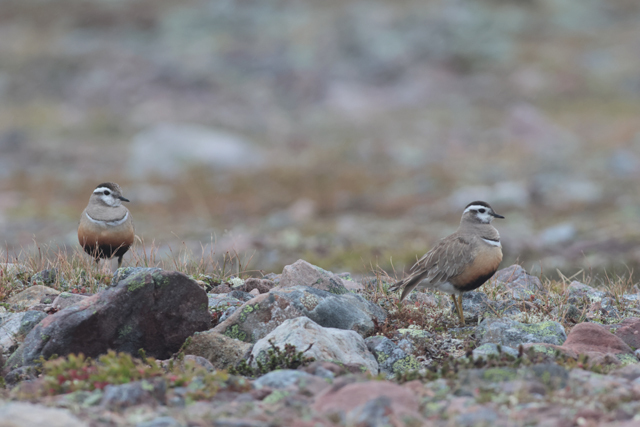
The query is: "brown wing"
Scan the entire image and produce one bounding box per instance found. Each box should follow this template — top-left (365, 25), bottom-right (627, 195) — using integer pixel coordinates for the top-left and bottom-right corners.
top-left (390, 234), bottom-right (476, 301)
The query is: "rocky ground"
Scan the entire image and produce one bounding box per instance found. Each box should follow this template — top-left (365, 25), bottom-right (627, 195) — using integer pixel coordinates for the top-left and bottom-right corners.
top-left (1, 260), bottom-right (640, 426)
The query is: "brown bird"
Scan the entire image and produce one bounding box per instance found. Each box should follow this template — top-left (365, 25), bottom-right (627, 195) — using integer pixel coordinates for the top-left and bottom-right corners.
top-left (389, 201), bottom-right (504, 325)
top-left (78, 182), bottom-right (134, 268)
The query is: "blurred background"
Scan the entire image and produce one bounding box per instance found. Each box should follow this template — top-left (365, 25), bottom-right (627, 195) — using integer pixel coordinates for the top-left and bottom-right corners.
top-left (1, 0), bottom-right (640, 280)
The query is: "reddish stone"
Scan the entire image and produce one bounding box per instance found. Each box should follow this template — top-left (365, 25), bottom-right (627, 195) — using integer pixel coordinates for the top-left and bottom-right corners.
top-left (612, 317), bottom-right (640, 350)
top-left (312, 380), bottom-right (420, 419)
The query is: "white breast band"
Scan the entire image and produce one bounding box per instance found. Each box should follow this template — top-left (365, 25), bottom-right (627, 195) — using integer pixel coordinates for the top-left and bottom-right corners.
top-left (482, 238), bottom-right (501, 247)
top-left (86, 211), bottom-right (128, 227)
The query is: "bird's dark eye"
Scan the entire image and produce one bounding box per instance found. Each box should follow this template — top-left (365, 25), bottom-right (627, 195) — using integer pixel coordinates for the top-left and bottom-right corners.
top-left (104, 191), bottom-right (111, 196)
top-left (479, 209), bottom-right (486, 213)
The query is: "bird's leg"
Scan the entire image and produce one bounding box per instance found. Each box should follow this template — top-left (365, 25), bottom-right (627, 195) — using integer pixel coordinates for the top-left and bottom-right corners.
top-left (451, 295), bottom-right (461, 323)
top-left (457, 295), bottom-right (465, 325)
top-left (117, 255), bottom-right (123, 269)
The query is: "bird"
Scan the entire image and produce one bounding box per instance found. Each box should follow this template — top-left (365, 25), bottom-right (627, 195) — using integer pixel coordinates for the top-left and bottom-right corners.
top-left (389, 201), bottom-right (504, 325)
top-left (78, 182), bottom-right (135, 269)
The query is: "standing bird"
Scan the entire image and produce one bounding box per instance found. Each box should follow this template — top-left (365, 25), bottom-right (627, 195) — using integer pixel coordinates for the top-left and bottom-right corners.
top-left (389, 201), bottom-right (504, 325)
top-left (78, 182), bottom-right (135, 268)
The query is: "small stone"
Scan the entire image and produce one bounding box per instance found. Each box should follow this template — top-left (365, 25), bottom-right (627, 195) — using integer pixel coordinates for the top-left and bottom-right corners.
top-left (135, 416), bottom-right (183, 427)
top-left (477, 318), bottom-right (567, 347)
top-left (253, 370), bottom-right (315, 389)
top-left (251, 317), bottom-right (378, 374)
top-left (182, 329), bottom-right (252, 370)
top-left (365, 336), bottom-right (421, 376)
top-left (243, 278), bottom-right (274, 294)
top-left (100, 378), bottom-right (166, 409)
top-left (471, 343), bottom-right (519, 360)
top-left (278, 259), bottom-right (348, 294)
top-left (0, 402), bottom-right (88, 427)
top-left (249, 289), bottom-right (260, 296)
top-left (492, 265), bottom-right (545, 301)
top-left (612, 317), bottom-right (640, 350)
top-left (7, 285), bottom-right (61, 310)
top-left (31, 269), bottom-right (58, 286)
top-left (51, 292), bottom-right (89, 311)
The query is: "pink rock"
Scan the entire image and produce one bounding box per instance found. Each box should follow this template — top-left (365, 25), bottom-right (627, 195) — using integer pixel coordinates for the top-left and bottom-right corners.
top-left (524, 322), bottom-right (636, 366)
top-left (612, 317), bottom-right (640, 351)
top-left (312, 381), bottom-right (421, 421)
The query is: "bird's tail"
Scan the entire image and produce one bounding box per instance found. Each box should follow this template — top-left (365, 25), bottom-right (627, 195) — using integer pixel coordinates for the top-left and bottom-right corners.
top-left (389, 271), bottom-right (427, 301)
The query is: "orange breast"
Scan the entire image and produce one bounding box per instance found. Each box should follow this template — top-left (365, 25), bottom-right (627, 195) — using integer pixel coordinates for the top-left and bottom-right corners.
top-left (450, 246), bottom-right (503, 291)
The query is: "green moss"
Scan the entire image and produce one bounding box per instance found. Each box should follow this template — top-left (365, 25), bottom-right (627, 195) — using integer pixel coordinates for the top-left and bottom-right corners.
top-left (377, 353), bottom-right (389, 363)
top-left (616, 354), bottom-right (638, 366)
top-left (126, 278), bottom-right (147, 292)
top-left (118, 325), bottom-right (133, 339)
top-left (263, 389), bottom-right (290, 404)
top-left (392, 356), bottom-right (421, 373)
top-left (224, 324), bottom-right (248, 342)
top-left (397, 328), bottom-right (431, 339)
top-left (238, 304), bottom-right (258, 322)
top-left (481, 367), bottom-right (517, 382)
top-left (152, 271), bottom-right (171, 288)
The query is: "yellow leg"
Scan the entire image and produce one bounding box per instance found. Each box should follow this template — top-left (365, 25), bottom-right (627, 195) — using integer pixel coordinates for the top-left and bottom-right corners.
top-left (451, 294), bottom-right (465, 325)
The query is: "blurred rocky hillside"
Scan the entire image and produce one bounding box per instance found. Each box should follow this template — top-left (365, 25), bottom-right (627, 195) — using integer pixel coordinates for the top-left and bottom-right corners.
top-left (1, 0), bottom-right (640, 279)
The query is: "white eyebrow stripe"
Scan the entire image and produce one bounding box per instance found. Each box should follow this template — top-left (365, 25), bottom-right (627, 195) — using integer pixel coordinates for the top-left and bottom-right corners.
top-left (464, 205), bottom-right (490, 214)
top-left (93, 187), bottom-right (112, 194)
top-left (482, 238), bottom-right (501, 247)
top-left (86, 211), bottom-right (128, 226)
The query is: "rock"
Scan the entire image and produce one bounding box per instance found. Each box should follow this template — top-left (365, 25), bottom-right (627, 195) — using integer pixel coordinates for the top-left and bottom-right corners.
top-left (129, 123), bottom-right (264, 178)
top-left (111, 267), bottom-right (161, 286)
top-left (181, 330), bottom-right (252, 370)
top-left (253, 369), bottom-right (315, 389)
top-left (7, 269), bottom-right (210, 369)
top-left (567, 281), bottom-right (605, 305)
top-left (337, 273), bottom-right (364, 291)
top-left (243, 278), bottom-right (274, 294)
top-left (218, 306), bottom-right (238, 324)
top-left (477, 318), bottom-right (567, 347)
top-left (136, 417), bottom-right (184, 427)
top-left (51, 292), bottom-right (89, 311)
top-left (492, 265), bottom-right (545, 301)
top-left (0, 401), bottom-right (88, 426)
top-left (251, 317), bottom-right (378, 374)
top-left (278, 260), bottom-right (348, 294)
top-left (214, 286), bottom-right (386, 342)
top-left (525, 322), bottom-right (637, 366)
top-left (31, 269), bottom-right (57, 286)
top-left (0, 311), bottom-right (47, 354)
top-left (4, 366), bottom-right (38, 386)
top-left (312, 381), bottom-right (422, 423)
top-left (0, 263), bottom-right (28, 279)
top-left (207, 294), bottom-right (243, 314)
top-left (452, 291), bottom-right (490, 323)
top-left (471, 343), bottom-right (519, 360)
top-left (228, 290), bottom-right (254, 302)
top-left (101, 378), bottom-right (166, 409)
top-left (7, 285), bottom-right (60, 310)
top-left (612, 317), bottom-right (640, 350)
top-left (365, 336), bottom-right (420, 376)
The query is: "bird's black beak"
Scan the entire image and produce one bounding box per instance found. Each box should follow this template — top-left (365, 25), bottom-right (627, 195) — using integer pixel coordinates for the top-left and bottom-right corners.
top-left (492, 212), bottom-right (505, 219)
top-left (119, 196), bottom-right (130, 202)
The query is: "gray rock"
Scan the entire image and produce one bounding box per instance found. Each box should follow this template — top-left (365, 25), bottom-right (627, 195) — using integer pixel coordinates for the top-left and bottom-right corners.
top-left (228, 290), bottom-right (254, 302)
top-left (477, 318), bottom-right (567, 347)
top-left (31, 269), bottom-right (57, 286)
top-left (207, 294), bottom-right (243, 314)
top-left (6, 285), bottom-right (60, 310)
top-left (567, 281), bottom-right (605, 302)
top-left (129, 123), bottom-right (264, 178)
top-left (101, 378), bottom-right (166, 409)
top-left (218, 306), bottom-right (238, 324)
top-left (7, 269), bottom-right (210, 369)
top-left (136, 417), bottom-right (184, 427)
top-left (365, 336), bottom-right (420, 376)
top-left (181, 329), bottom-right (252, 370)
top-left (4, 366), bottom-right (38, 386)
top-left (0, 311), bottom-right (46, 354)
top-left (278, 259), bottom-right (348, 294)
top-left (52, 292), bottom-right (89, 311)
top-left (453, 291), bottom-right (490, 323)
top-left (214, 286), bottom-right (386, 342)
top-left (253, 369), bottom-right (315, 389)
top-left (251, 317), bottom-right (378, 374)
top-left (492, 265), bottom-right (545, 301)
top-left (471, 343), bottom-right (519, 360)
top-left (0, 402), bottom-right (88, 426)
top-left (111, 267), bottom-right (162, 286)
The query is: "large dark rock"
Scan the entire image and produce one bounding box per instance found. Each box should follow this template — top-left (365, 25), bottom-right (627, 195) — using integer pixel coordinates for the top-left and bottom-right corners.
top-left (6, 269), bottom-right (210, 369)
